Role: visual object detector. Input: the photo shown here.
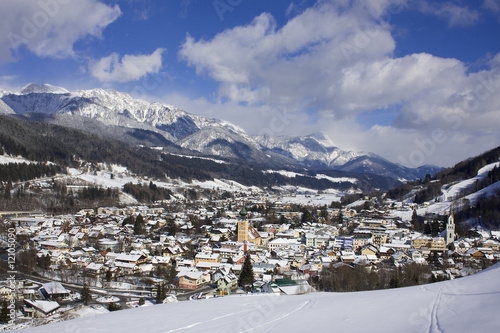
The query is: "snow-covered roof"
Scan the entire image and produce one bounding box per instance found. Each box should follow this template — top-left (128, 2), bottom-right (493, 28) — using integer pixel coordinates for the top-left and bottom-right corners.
top-left (41, 282), bottom-right (68, 295)
top-left (24, 300), bottom-right (60, 314)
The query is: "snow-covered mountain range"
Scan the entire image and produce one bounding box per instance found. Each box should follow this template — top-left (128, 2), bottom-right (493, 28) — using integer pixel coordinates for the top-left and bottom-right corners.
top-left (0, 83), bottom-right (440, 181)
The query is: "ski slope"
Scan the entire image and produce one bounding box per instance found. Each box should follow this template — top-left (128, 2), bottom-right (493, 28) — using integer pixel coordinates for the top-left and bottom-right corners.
top-left (391, 161), bottom-right (500, 221)
top-left (20, 264), bottom-right (500, 332)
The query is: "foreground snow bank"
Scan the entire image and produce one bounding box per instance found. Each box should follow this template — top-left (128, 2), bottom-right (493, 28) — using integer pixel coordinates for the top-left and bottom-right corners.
top-left (22, 263), bottom-right (500, 332)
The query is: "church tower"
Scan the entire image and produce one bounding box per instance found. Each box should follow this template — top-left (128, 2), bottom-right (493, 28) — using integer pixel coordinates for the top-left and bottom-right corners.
top-left (446, 210), bottom-right (456, 245)
top-left (237, 206), bottom-right (249, 243)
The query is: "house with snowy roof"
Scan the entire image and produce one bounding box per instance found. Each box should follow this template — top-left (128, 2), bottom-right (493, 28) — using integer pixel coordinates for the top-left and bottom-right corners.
top-left (178, 271), bottom-right (210, 289)
top-left (213, 266), bottom-right (238, 294)
top-left (23, 299), bottom-right (60, 318)
top-left (40, 282), bottom-right (69, 300)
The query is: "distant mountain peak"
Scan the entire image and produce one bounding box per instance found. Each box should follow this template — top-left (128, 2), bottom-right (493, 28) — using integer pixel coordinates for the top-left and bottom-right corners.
top-left (305, 132), bottom-right (336, 148)
top-left (19, 83), bottom-right (69, 95)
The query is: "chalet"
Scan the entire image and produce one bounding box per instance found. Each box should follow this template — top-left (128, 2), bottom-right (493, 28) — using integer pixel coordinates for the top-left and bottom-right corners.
top-left (40, 282), bottom-right (69, 300)
top-left (214, 267), bottom-right (238, 294)
top-left (453, 239), bottom-right (472, 254)
top-left (162, 245), bottom-right (187, 258)
top-left (113, 253), bottom-right (148, 273)
top-left (268, 238), bottom-right (303, 251)
top-left (23, 300), bottom-right (60, 318)
top-left (408, 249), bottom-right (426, 264)
top-left (85, 263), bottom-right (105, 276)
top-left (391, 251), bottom-right (410, 266)
top-left (178, 271), bottom-right (210, 289)
top-left (213, 247), bottom-right (240, 260)
top-left (115, 253), bottom-right (147, 266)
top-left (194, 253), bottom-right (220, 266)
top-left (379, 246), bottom-right (396, 260)
top-left (482, 239), bottom-right (500, 251)
top-left (340, 251), bottom-right (357, 264)
top-left (466, 248), bottom-right (486, 258)
top-left (359, 243), bottom-right (379, 256)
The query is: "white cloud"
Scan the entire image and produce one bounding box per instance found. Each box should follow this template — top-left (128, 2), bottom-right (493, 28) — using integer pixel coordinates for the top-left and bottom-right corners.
top-left (0, 0), bottom-right (121, 62)
top-left (483, 0), bottom-right (500, 13)
top-left (416, 1), bottom-right (480, 27)
top-left (90, 48), bottom-right (165, 82)
top-left (178, 0), bottom-right (500, 167)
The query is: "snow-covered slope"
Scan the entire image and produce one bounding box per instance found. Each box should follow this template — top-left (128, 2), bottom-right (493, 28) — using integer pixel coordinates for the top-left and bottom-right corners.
top-left (391, 161), bottom-right (500, 220)
top-left (0, 99), bottom-right (14, 114)
top-left (21, 264), bottom-right (500, 332)
top-left (255, 132), bottom-right (364, 167)
top-left (255, 133), bottom-right (441, 180)
top-left (19, 83), bottom-right (69, 95)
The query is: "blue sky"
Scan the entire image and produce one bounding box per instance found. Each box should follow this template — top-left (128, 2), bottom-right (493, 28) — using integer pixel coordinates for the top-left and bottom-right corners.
top-left (1, 0), bottom-right (500, 168)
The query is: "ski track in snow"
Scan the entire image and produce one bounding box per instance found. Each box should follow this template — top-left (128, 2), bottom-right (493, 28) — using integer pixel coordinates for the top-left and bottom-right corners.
top-left (238, 298), bottom-right (316, 333)
top-left (165, 305), bottom-right (260, 332)
top-left (428, 285), bottom-right (445, 333)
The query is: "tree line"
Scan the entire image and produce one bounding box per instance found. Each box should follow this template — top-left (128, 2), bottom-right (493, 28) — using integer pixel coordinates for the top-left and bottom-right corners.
top-left (313, 262), bottom-right (432, 292)
top-left (0, 162), bottom-right (62, 183)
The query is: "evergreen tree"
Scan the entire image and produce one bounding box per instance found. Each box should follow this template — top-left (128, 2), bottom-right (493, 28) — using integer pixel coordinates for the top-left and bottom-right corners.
top-left (134, 214), bottom-right (145, 235)
top-left (337, 205), bottom-right (344, 224)
top-left (411, 209), bottom-right (418, 225)
top-left (0, 301), bottom-right (10, 323)
top-left (81, 284), bottom-right (92, 304)
top-left (301, 208), bottom-right (311, 224)
top-left (3, 182), bottom-right (12, 200)
top-left (105, 270), bottom-right (113, 282)
top-left (167, 219), bottom-right (177, 236)
top-left (156, 282), bottom-right (166, 304)
top-left (238, 254), bottom-right (255, 289)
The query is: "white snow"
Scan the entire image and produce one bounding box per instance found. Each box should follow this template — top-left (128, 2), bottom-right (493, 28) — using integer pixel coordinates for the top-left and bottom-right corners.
top-left (315, 174), bottom-right (358, 184)
top-left (442, 161), bottom-right (500, 201)
top-left (391, 161), bottom-right (500, 221)
top-left (264, 171), bottom-right (357, 184)
top-left (21, 263), bottom-right (500, 332)
top-left (279, 193), bottom-right (342, 206)
top-left (167, 153), bottom-right (227, 164)
top-left (0, 154), bottom-right (32, 164)
top-left (191, 178), bottom-right (262, 193)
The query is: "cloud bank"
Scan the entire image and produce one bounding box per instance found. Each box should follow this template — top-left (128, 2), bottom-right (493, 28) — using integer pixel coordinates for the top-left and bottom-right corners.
top-left (0, 0), bottom-right (121, 62)
top-left (178, 0), bottom-right (500, 167)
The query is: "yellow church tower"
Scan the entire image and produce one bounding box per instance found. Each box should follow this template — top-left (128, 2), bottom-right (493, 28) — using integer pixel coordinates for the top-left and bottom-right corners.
top-left (237, 206), bottom-right (249, 242)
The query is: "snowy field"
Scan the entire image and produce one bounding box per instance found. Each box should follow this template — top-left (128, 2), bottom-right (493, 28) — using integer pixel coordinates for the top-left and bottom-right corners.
top-left (20, 264), bottom-right (500, 332)
top-left (278, 192), bottom-right (342, 206)
top-left (0, 154), bottom-right (31, 164)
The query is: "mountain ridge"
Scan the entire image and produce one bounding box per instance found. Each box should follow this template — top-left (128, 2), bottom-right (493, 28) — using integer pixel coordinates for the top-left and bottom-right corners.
top-left (0, 84), bottom-right (441, 181)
